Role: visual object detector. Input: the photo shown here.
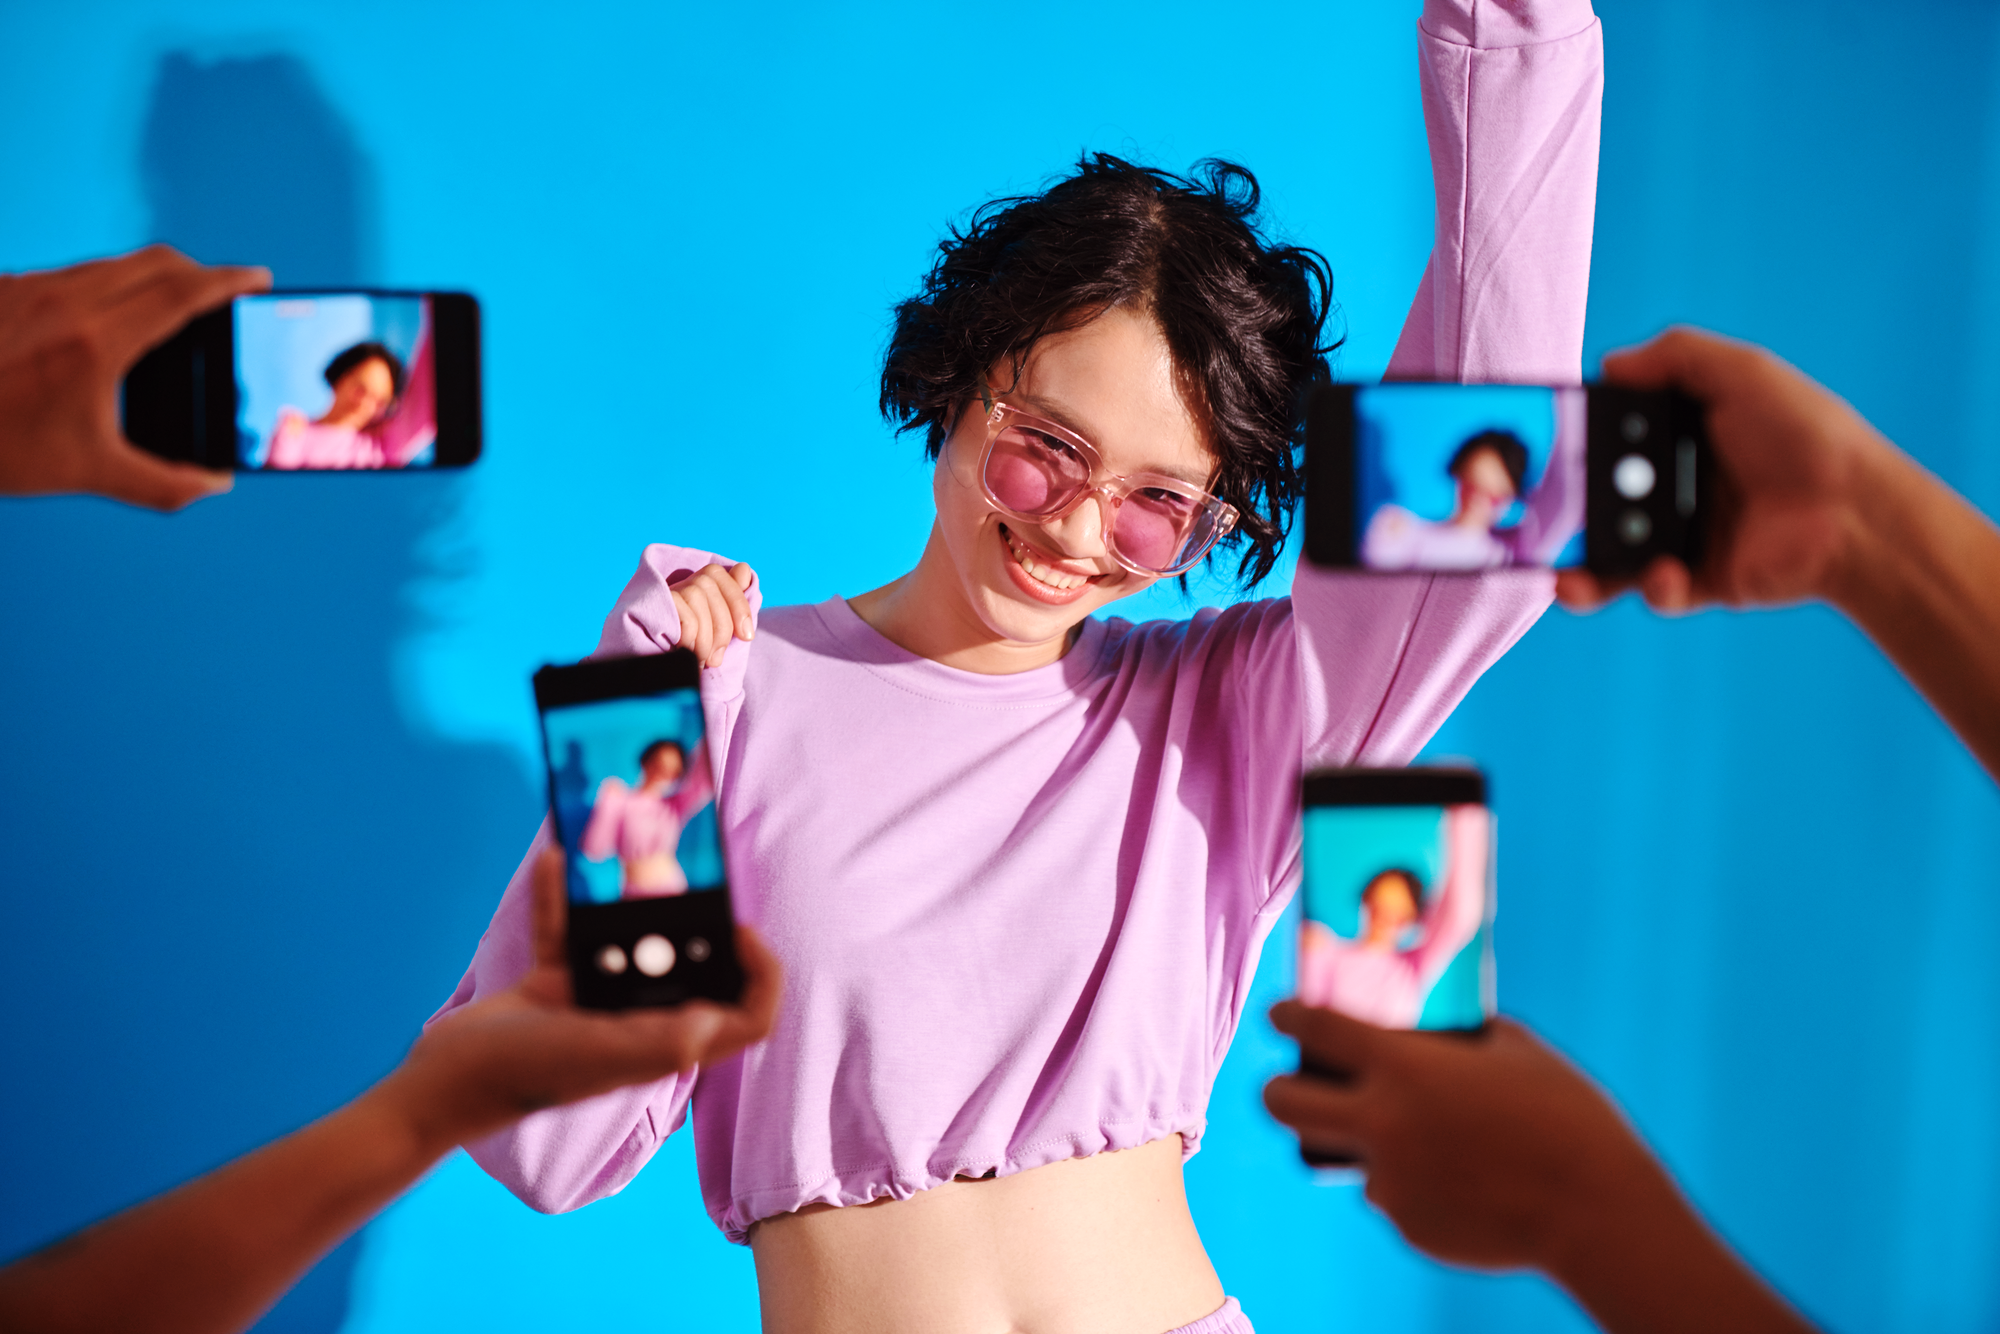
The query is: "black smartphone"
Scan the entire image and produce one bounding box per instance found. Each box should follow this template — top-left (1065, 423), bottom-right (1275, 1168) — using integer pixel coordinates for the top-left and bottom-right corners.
top-left (1304, 383), bottom-right (1708, 577)
top-left (1295, 766), bottom-right (1495, 1168)
top-left (533, 650), bottom-right (743, 1010)
top-left (121, 289), bottom-right (480, 470)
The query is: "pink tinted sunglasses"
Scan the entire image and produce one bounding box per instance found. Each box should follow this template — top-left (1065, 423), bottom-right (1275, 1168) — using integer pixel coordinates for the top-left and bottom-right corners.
top-left (972, 387), bottom-right (1239, 578)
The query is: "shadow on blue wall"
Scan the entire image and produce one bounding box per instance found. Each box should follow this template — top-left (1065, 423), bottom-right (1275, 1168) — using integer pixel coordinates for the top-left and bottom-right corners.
top-left (143, 52), bottom-right (375, 284)
top-left (0, 51), bottom-right (535, 1333)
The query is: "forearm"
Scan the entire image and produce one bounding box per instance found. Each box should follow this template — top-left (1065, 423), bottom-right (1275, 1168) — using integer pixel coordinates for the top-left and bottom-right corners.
top-left (1828, 438), bottom-right (2000, 782)
top-left (1547, 1162), bottom-right (1818, 1334)
top-left (1388, 0), bottom-right (1601, 383)
top-left (0, 1076), bottom-right (446, 1334)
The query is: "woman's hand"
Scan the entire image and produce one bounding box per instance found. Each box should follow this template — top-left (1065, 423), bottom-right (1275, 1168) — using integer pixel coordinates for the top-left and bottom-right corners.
top-left (383, 848), bottom-right (781, 1154)
top-left (0, 246), bottom-right (269, 510)
top-left (669, 561), bottom-right (757, 668)
top-left (1556, 326), bottom-right (1882, 614)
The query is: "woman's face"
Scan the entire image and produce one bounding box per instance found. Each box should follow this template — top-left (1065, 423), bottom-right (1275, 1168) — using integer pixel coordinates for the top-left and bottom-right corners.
top-left (1452, 446), bottom-right (1519, 530)
top-left (642, 746), bottom-right (685, 788)
top-left (931, 305), bottom-right (1215, 648)
top-left (321, 356), bottom-right (397, 429)
top-left (1361, 875), bottom-right (1419, 944)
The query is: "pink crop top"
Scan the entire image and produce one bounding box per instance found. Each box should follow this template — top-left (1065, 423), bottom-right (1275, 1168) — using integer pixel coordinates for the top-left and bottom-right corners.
top-left (433, 0), bottom-right (1603, 1244)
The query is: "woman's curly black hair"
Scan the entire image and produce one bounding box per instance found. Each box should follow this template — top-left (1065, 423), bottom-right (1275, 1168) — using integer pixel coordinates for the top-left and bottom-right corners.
top-left (881, 153), bottom-right (1341, 588)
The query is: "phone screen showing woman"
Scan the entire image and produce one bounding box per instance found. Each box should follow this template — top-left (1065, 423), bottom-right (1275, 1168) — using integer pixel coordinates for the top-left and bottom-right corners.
top-left (1298, 767), bottom-right (1494, 1033)
top-left (233, 293), bottom-right (439, 470)
top-left (534, 650), bottom-right (741, 1009)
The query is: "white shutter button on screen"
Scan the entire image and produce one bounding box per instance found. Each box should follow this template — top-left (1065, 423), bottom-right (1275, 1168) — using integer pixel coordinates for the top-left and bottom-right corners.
top-left (633, 934), bottom-right (676, 977)
top-left (1613, 453), bottom-right (1657, 499)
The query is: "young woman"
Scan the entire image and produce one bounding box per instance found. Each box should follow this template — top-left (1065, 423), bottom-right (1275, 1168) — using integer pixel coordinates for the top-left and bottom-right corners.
top-left (581, 738), bottom-right (715, 897)
top-left (1362, 393), bottom-right (1589, 572)
top-left (436, 4), bottom-right (1602, 1329)
top-left (265, 335), bottom-right (434, 469)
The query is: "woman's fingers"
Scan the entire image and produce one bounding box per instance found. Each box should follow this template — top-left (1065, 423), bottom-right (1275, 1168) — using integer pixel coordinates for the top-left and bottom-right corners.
top-left (716, 563), bottom-right (756, 641)
top-left (670, 585), bottom-right (712, 661)
top-left (696, 581), bottom-right (735, 667)
top-left (670, 565), bottom-right (758, 666)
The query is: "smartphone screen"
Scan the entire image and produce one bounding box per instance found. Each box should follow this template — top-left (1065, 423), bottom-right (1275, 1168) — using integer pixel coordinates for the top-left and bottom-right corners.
top-left (1295, 767), bottom-right (1493, 1165)
top-left (1304, 382), bottom-right (1705, 577)
top-left (1299, 767), bottom-right (1493, 1031)
top-left (121, 289), bottom-right (480, 471)
top-left (234, 293), bottom-right (436, 470)
top-left (1352, 384), bottom-right (1585, 570)
top-left (534, 650), bottom-right (742, 1009)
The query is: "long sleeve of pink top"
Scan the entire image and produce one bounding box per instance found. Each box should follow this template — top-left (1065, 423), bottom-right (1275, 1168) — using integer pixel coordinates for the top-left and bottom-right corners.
top-left (1409, 804), bottom-right (1491, 984)
top-left (434, 0), bottom-right (1602, 1242)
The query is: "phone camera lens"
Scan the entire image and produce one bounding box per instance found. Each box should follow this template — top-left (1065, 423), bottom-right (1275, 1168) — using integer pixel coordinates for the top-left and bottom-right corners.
top-left (1617, 508), bottom-right (1653, 545)
top-left (634, 934), bottom-right (676, 977)
top-left (1613, 453), bottom-right (1656, 499)
top-left (685, 936), bottom-right (712, 962)
top-left (1621, 412), bottom-right (1649, 443)
top-left (595, 944), bottom-right (629, 975)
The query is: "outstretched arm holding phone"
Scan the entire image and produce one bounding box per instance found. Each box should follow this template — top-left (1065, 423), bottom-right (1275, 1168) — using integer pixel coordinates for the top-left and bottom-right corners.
top-left (0, 849), bottom-right (781, 1334)
top-left (0, 246), bottom-right (267, 510)
top-left (1263, 1005), bottom-right (1818, 1334)
top-left (1560, 327), bottom-right (2000, 782)
top-left (1266, 325), bottom-right (2000, 1334)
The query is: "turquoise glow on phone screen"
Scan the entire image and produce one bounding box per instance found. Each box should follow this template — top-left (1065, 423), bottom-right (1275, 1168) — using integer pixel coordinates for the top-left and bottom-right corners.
top-left (1300, 803), bottom-right (1493, 1030)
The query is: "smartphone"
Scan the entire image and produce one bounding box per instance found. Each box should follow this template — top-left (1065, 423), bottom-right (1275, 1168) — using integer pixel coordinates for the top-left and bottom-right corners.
top-left (121, 289), bottom-right (480, 470)
top-left (533, 650), bottom-right (743, 1010)
top-left (1296, 765), bottom-right (1495, 1168)
top-left (1304, 382), bottom-right (1708, 577)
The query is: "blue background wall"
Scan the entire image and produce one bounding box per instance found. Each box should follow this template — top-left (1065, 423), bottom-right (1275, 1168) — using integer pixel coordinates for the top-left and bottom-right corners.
top-left (2, 2), bottom-right (1997, 1331)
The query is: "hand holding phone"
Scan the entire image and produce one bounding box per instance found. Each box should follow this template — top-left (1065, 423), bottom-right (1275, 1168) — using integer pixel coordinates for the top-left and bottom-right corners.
top-left (534, 649), bottom-right (744, 1009)
top-left (402, 845), bottom-right (779, 1143)
top-left (1559, 327), bottom-right (1878, 614)
top-left (1306, 382), bottom-right (1709, 577)
top-left (1295, 766), bottom-right (1495, 1167)
top-left (0, 246), bottom-right (267, 509)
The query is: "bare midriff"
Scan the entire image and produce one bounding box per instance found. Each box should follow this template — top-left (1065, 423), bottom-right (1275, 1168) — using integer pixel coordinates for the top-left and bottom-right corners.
top-left (619, 853), bottom-right (680, 893)
top-left (749, 1135), bottom-right (1225, 1334)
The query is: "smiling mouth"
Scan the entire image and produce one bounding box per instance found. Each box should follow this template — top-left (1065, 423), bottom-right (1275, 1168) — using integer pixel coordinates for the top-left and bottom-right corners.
top-left (1000, 524), bottom-right (1095, 595)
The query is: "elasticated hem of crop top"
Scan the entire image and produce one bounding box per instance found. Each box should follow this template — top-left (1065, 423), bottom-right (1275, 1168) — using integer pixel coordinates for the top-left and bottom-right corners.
top-left (721, 1111), bottom-right (1207, 1243)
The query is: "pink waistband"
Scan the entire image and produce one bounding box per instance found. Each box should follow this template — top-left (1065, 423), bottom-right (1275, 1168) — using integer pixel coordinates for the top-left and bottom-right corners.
top-left (1168, 1297), bottom-right (1252, 1334)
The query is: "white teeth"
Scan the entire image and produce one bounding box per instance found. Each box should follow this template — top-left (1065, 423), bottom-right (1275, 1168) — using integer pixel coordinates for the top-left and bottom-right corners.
top-left (1004, 528), bottom-right (1086, 591)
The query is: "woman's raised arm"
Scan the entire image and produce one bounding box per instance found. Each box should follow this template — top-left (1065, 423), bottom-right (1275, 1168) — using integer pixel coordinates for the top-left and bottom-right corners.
top-left (1409, 803), bottom-right (1491, 986)
top-left (1387, 0), bottom-right (1603, 385)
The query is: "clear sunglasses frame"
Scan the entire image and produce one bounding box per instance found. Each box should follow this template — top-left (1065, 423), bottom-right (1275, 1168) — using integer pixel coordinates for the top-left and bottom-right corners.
top-left (970, 387), bottom-right (1240, 578)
